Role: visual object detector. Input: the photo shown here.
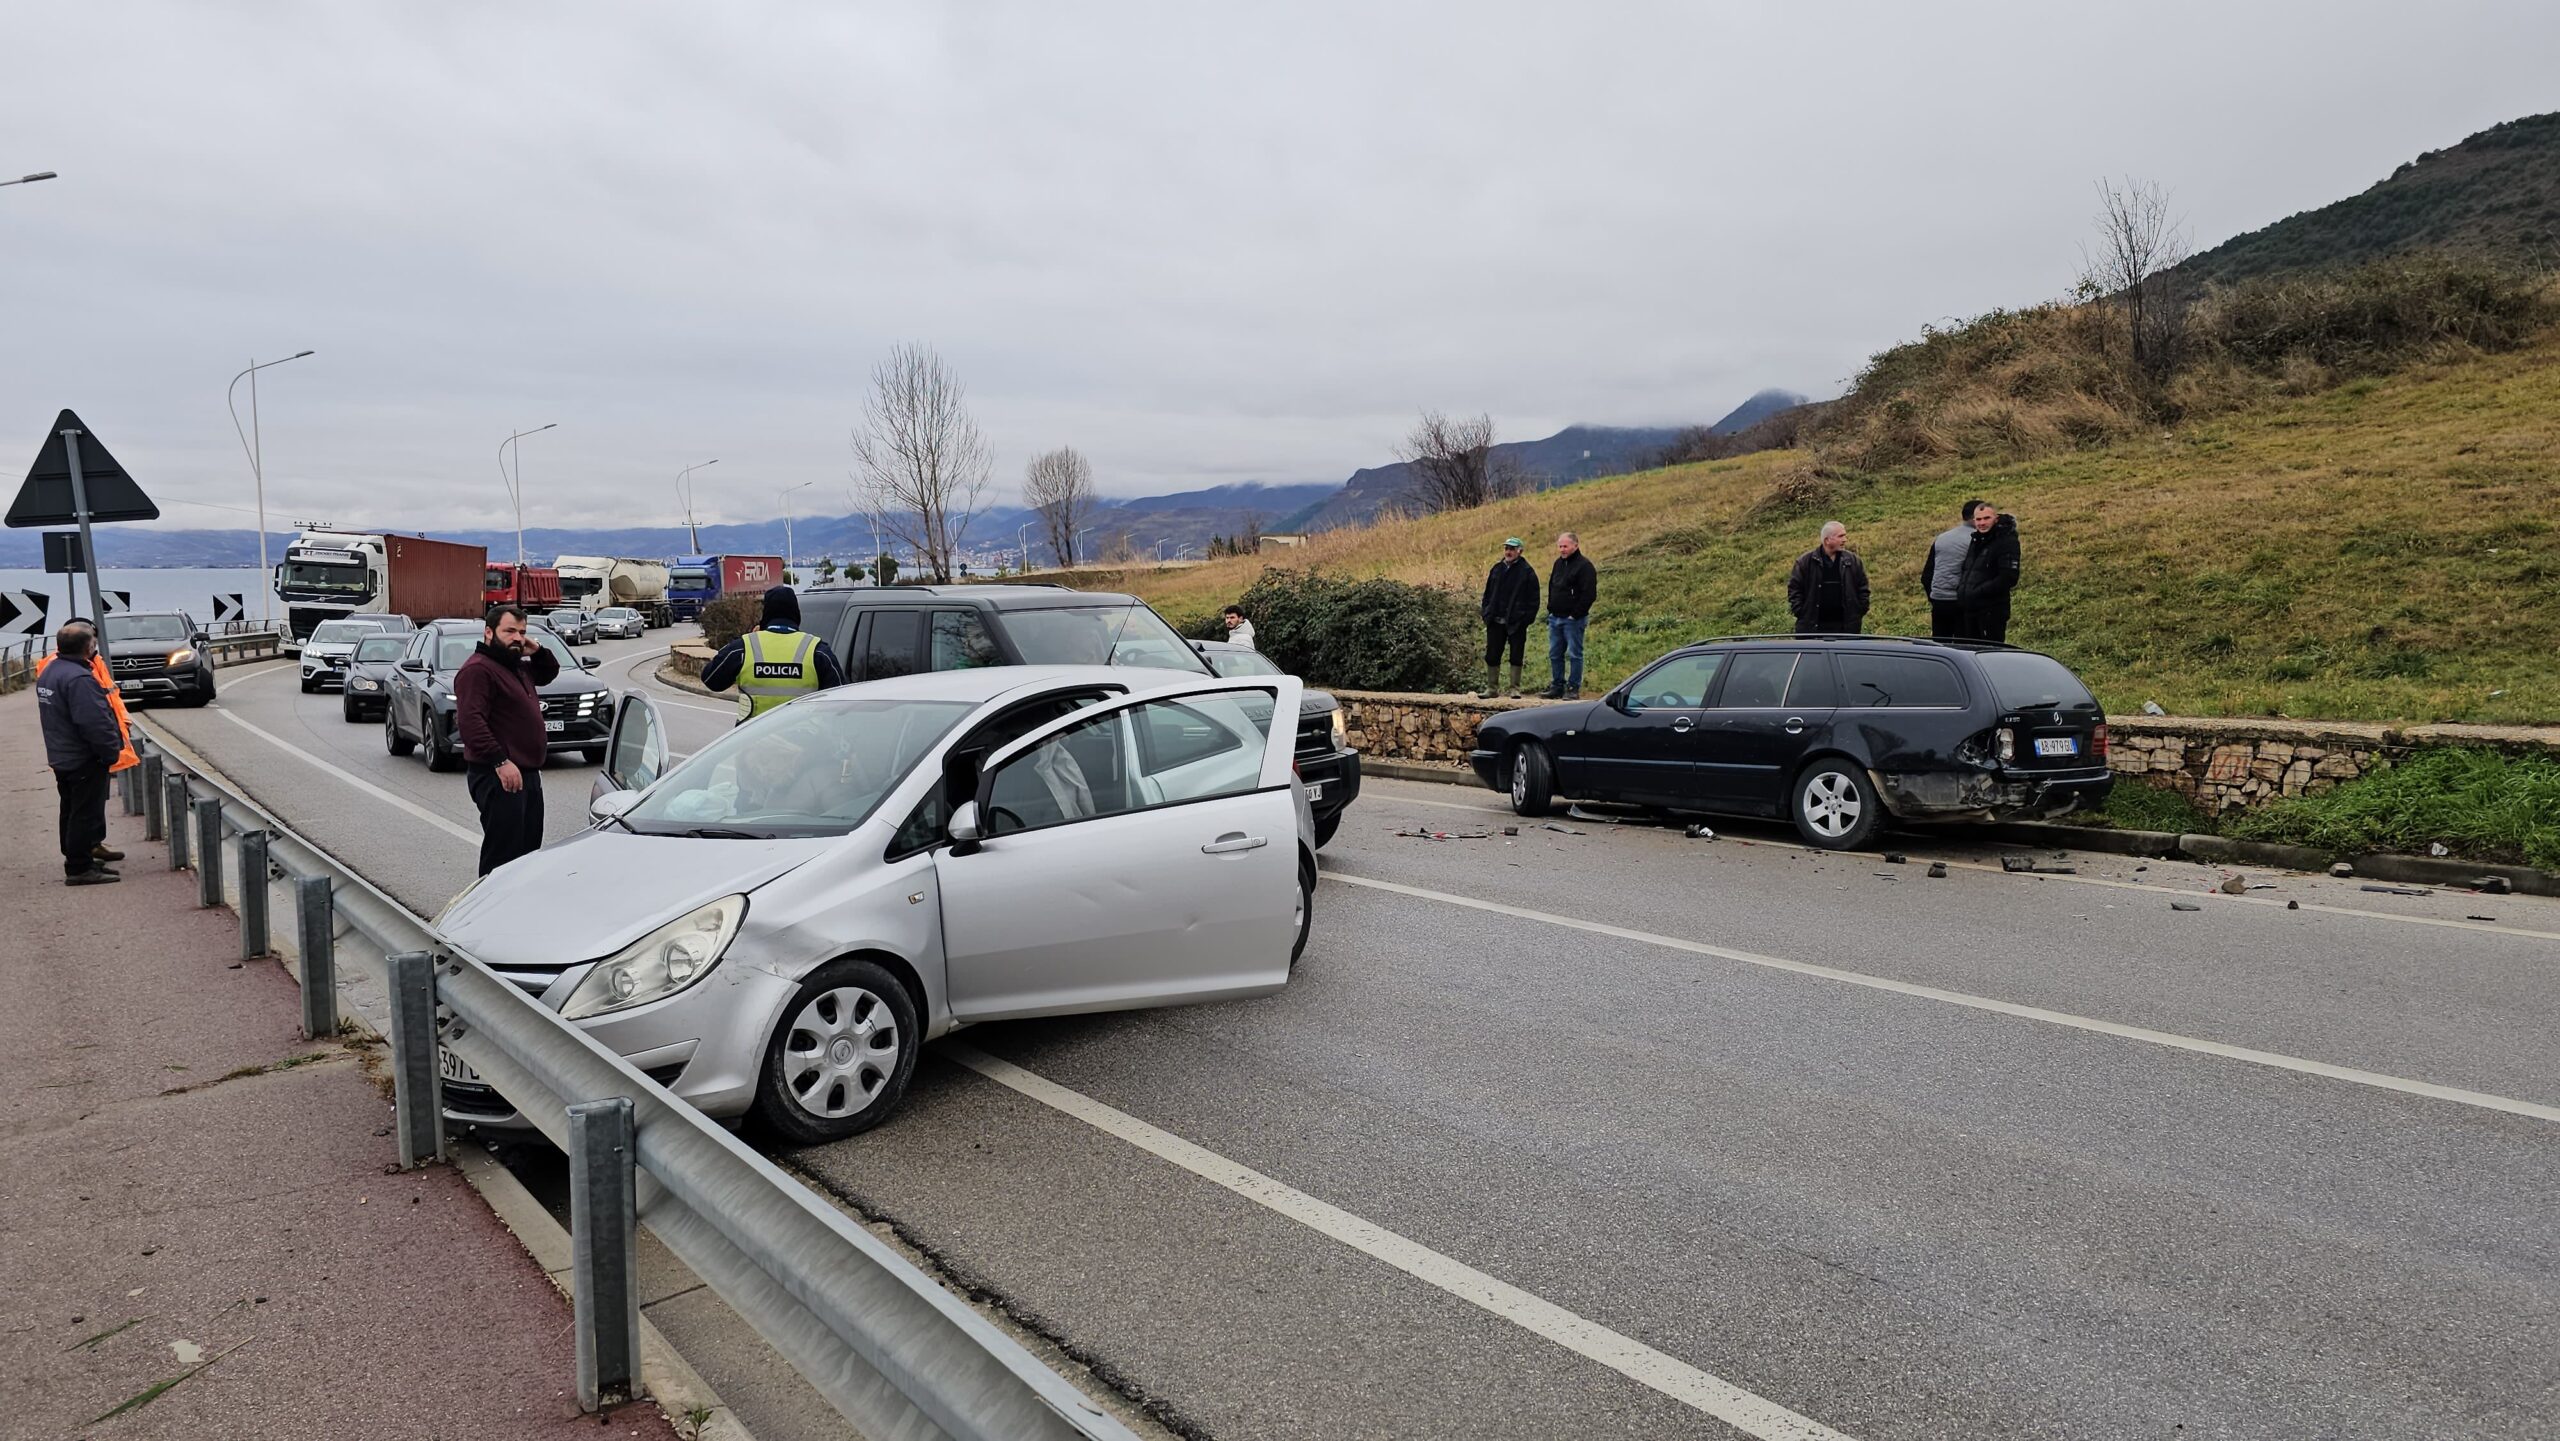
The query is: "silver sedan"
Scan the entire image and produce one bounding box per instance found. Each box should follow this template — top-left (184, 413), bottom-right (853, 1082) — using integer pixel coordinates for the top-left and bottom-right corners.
top-left (433, 665), bottom-right (1315, 1140)
top-left (592, 606), bottom-right (647, 639)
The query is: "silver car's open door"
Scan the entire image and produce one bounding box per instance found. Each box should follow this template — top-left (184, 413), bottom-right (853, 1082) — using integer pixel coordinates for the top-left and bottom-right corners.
top-left (595, 692), bottom-right (668, 802)
top-left (937, 676), bottom-right (1302, 1022)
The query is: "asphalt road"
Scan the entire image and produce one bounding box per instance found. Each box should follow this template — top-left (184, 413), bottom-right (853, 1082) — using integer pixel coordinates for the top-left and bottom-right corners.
top-left (139, 644), bottom-right (2560, 1440)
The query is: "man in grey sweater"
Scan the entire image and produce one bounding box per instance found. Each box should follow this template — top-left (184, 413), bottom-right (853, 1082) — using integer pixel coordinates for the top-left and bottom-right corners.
top-left (1920, 500), bottom-right (1983, 639)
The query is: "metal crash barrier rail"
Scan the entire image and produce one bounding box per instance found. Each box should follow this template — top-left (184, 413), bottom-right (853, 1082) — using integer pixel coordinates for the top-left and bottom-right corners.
top-left (126, 721), bottom-right (1134, 1441)
top-left (204, 630), bottom-right (286, 665)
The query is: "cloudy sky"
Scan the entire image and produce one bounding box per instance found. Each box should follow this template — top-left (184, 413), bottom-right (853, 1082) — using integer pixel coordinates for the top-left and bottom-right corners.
top-left (5, 1), bottom-right (2554, 533)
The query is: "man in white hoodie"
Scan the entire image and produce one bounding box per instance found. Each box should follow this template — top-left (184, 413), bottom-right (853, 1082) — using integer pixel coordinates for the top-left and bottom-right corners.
top-left (1920, 500), bottom-right (1983, 639)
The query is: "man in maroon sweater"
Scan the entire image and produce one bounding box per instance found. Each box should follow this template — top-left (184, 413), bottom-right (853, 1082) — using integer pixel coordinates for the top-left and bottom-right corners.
top-left (454, 604), bottom-right (560, 875)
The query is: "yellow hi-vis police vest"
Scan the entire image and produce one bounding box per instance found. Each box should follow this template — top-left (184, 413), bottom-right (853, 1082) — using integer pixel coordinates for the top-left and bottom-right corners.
top-left (736, 629), bottom-right (819, 720)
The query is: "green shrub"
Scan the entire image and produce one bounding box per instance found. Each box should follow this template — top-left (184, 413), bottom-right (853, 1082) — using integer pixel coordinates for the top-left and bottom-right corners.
top-left (2192, 257), bottom-right (2556, 379)
top-left (2079, 779), bottom-right (2213, 835)
top-left (2224, 747), bottom-right (2560, 868)
top-left (1232, 567), bottom-right (1475, 693)
top-left (700, 593), bottom-right (762, 651)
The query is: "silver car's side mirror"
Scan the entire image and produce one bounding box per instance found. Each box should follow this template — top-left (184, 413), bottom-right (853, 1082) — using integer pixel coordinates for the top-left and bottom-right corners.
top-left (589, 789), bottom-right (642, 823)
top-left (946, 800), bottom-right (982, 845)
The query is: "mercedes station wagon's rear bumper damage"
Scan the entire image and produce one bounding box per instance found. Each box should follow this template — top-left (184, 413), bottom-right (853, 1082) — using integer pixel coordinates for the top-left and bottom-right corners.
top-left (1872, 766), bottom-right (2113, 824)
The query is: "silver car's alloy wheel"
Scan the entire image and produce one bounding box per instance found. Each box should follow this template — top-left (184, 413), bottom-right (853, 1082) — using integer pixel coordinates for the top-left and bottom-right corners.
top-left (1801, 771), bottom-right (1862, 840)
top-left (780, 986), bottom-right (901, 1120)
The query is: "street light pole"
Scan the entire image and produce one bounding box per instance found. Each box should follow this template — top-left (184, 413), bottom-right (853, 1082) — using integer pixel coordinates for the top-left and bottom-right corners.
top-left (780, 482), bottom-right (814, 577)
top-left (498, 424), bottom-right (558, 569)
top-left (0, 171), bottom-right (58, 188)
top-left (227, 350), bottom-right (317, 630)
top-left (676, 459), bottom-right (719, 551)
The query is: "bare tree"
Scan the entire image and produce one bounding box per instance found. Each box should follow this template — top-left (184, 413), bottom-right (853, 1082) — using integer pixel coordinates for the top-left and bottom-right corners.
top-left (1394, 410), bottom-right (1522, 514)
top-left (1021, 446), bottom-right (1097, 569)
top-left (850, 343), bottom-right (992, 583)
top-left (2079, 178), bottom-right (2192, 383)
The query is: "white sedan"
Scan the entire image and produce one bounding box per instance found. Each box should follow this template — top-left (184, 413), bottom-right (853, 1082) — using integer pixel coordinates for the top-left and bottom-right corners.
top-left (433, 666), bottom-right (1315, 1140)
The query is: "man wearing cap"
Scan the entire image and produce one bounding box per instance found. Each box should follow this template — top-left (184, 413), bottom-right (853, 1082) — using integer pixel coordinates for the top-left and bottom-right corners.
top-left (1477, 537), bottom-right (1539, 698)
top-left (701, 584), bottom-right (848, 723)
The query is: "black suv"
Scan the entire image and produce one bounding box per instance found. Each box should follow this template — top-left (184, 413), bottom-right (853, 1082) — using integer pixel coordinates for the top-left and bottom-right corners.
top-left (382, 619), bottom-right (612, 770)
top-left (794, 584), bottom-right (1362, 846)
top-left (1470, 635), bottom-right (2112, 849)
top-left (101, 612), bottom-right (217, 707)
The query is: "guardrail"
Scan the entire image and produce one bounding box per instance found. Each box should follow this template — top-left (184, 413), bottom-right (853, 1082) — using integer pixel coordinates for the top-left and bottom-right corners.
top-left (125, 722), bottom-right (1136, 1441)
top-left (0, 635), bottom-right (41, 693)
top-left (205, 630), bottom-right (286, 666)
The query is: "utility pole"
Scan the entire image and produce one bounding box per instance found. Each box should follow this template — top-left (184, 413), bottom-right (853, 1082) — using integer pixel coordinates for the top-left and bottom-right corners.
top-left (499, 424), bottom-right (557, 569)
top-left (676, 458), bottom-right (719, 551)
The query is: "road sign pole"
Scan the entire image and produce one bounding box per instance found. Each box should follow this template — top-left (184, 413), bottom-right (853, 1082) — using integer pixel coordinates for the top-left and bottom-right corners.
top-left (60, 429), bottom-right (106, 624)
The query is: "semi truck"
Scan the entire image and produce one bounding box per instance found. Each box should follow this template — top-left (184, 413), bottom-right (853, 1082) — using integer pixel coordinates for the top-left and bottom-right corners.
top-left (554, 556), bottom-right (672, 628)
top-left (668, 553), bottom-right (785, 620)
top-left (274, 531), bottom-right (487, 648)
top-left (484, 562), bottom-right (564, 610)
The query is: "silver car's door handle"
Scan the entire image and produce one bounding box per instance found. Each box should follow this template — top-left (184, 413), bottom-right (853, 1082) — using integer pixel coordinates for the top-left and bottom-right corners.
top-left (1783, 716), bottom-right (1807, 734)
top-left (1670, 715), bottom-right (1695, 733)
top-left (1202, 833), bottom-right (1269, 855)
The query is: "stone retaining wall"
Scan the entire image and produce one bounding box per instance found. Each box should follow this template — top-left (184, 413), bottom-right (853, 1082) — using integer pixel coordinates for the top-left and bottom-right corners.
top-left (1326, 690), bottom-right (2560, 814)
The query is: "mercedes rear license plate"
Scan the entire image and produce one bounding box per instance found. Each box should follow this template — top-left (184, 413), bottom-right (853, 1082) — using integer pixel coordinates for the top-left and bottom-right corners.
top-left (545, 719), bottom-right (565, 732)
top-left (2035, 737), bottom-right (2078, 757)
top-left (436, 1046), bottom-right (480, 1085)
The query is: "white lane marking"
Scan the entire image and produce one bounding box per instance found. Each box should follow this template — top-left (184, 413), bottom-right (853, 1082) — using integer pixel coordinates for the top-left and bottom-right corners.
top-left (1327, 872), bottom-right (2560, 1125)
top-left (945, 1045), bottom-right (1854, 1441)
top-left (1360, 781), bottom-right (2560, 942)
top-left (206, 706), bottom-right (482, 845)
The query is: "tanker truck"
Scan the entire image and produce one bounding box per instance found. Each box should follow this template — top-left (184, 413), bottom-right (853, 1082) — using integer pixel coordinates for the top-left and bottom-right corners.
top-left (553, 556), bottom-right (672, 628)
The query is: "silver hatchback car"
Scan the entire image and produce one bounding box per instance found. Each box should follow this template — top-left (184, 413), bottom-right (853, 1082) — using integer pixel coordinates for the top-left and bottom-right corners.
top-left (433, 666), bottom-right (1315, 1140)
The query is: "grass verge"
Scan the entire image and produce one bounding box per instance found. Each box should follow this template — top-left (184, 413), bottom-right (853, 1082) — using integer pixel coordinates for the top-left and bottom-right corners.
top-left (2222, 748), bottom-right (2560, 869)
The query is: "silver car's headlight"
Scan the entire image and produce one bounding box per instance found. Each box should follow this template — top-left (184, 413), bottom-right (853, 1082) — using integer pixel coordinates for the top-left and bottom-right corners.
top-left (560, 895), bottom-right (745, 1020)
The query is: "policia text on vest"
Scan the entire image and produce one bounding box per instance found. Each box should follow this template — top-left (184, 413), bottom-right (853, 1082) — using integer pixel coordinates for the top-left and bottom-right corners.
top-left (737, 630), bottom-right (820, 719)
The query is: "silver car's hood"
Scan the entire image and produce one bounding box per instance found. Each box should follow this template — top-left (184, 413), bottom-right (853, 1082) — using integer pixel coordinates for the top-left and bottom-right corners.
top-left (435, 826), bottom-right (834, 967)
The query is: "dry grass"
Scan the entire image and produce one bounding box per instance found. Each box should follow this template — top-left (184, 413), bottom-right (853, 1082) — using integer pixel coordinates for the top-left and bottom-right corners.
top-left (1063, 329), bottom-right (2560, 724)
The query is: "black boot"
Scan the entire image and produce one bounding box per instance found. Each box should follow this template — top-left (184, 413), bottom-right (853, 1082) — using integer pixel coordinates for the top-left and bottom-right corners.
top-left (1475, 664), bottom-right (1500, 700)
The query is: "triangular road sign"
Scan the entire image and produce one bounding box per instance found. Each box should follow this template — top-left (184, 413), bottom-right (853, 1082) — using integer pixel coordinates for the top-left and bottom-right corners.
top-left (8, 410), bottom-right (158, 527)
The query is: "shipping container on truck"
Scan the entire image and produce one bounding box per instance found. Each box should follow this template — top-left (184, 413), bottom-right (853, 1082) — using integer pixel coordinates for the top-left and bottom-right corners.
top-left (483, 563), bottom-right (564, 609)
top-left (384, 535), bottom-right (490, 623)
top-left (275, 530), bottom-right (488, 646)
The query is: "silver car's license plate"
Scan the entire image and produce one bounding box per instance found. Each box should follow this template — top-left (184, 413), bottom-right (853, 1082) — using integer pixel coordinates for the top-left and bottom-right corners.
top-left (2034, 737), bottom-right (2078, 757)
top-left (436, 1046), bottom-right (480, 1084)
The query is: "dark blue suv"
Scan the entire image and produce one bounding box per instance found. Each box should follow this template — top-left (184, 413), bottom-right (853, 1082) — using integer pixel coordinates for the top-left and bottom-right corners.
top-left (1470, 635), bottom-right (2112, 849)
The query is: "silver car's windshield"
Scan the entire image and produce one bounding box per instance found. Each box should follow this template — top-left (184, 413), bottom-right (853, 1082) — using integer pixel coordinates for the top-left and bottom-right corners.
top-left (1005, 605), bottom-right (1211, 674)
top-left (623, 699), bottom-right (976, 838)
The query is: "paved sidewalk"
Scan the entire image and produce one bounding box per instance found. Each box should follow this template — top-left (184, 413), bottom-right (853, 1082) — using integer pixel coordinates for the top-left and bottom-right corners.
top-left (0, 694), bottom-right (679, 1441)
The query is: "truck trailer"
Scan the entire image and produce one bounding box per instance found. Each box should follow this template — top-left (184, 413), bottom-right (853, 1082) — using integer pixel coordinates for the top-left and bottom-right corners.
top-left (484, 562), bottom-right (564, 610)
top-left (668, 553), bottom-right (785, 620)
top-left (554, 555), bottom-right (672, 628)
top-left (274, 531), bottom-right (487, 648)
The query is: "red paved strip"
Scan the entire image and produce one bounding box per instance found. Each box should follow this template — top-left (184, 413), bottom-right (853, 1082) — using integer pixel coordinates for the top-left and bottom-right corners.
top-left (0, 694), bottom-right (678, 1440)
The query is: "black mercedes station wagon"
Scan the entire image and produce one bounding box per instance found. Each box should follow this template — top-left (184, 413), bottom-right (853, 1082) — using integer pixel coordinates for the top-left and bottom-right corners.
top-left (1470, 636), bottom-right (2113, 849)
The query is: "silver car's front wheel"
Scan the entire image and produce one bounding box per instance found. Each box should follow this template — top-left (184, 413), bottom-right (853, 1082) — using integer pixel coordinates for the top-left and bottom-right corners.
top-left (753, 958), bottom-right (920, 1143)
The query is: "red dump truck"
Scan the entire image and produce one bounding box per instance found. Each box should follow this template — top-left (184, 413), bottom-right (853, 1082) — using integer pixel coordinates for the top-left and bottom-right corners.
top-left (484, 563), bottom-right (564, 610)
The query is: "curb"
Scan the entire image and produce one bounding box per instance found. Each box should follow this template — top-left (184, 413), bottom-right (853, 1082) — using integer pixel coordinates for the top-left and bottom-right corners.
top-left (1362, 760), bottom-right (2559, 893)
top-left (455, 1149), bottom-right (755, 1441)
top-left (653, 658), bottom-right (720, 701)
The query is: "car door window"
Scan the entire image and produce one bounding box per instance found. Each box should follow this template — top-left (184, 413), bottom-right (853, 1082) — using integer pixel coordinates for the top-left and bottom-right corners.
top-left (1837, 654), bottom-right (1966, 708)
top-left (607, 695), bottom-right (665, 791)
top-left (1714, 651), bottom-right (1798, 708)
top-left (859, 611), bottom-right (924, 680)
top-left (929, 610), bottom-right (1001, 671)
top-left (983, 690), bottom-right (1276, 836)
top-left (888, 690), bottom-right (1113, 859)
top-left (1784, 652), bottom-right (1838, 707)
top-left (1625, 654), bottom-right (1722, 709)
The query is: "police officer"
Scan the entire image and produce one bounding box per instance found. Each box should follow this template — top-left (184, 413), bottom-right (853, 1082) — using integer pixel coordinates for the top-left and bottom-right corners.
top-left (701, 585), bottom-right (846, 722)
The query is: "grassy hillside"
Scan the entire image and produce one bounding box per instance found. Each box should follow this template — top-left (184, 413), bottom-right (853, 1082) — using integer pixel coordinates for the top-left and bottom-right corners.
top-left (1060, 332), bottom-right (2560, 725)
top-left (2178, 112), bottom-right (2560, 286)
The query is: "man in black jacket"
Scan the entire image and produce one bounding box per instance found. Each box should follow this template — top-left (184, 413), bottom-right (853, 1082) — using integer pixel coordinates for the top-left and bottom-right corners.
top-left (1477, 537), bottom-right (1539, 698)
top-left (1787, 521), bottom-right (1870, 635)
top-left (36, 625), bottom-right (124, 885)
top-left (1957, 505), bottom-right (2022, 643)
top-left (1544, 532), bottom-right (1598, 699)
top-left (454, 604), bottom-right (560, 875)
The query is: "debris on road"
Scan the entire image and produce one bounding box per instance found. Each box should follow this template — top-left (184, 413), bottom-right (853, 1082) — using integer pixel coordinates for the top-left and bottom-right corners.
top-left (2468, 914), bottom-right (2498, 922)
top-left (1542, 823), bottom-right (1586, 835)
top-left (1883, 853), bottom-right (1907, 864)
top-left (2000, 855), bottom-right (2076, 874)
top-left (1926, 862), bottom-right (1948, 878)
top-left (2217, 875), bottom-right (2248, 895)
top-left (2430, 843), bottom-right (2450, 857)
top-left (1393, 827), bottom-right (1492, 841)
top-left (2359, 884), bottom-right (2431, 897)
top-left (2329, 862), bottom-right (2355, 877)
top-left (1683, 823), bottom-right (1715, 839)
top-left (2473, 876), bottom-right (2514, 895)
top-left (2169, 900), bottom-right (2201, 911)
top-left (2286, 900), bottom-right (2300, 910)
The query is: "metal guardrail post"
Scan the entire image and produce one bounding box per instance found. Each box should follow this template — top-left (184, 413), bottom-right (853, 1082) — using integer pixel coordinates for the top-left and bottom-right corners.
top-left (567, 1096), bottom-right (642, 1411)
top-left (239, 831), bottom-right (271, 957)
top-left (165, 775), bottom-right (190, 871)
top-left (118, 765), bottom-right (137, 816)
top-left (296, 877), bottom-right (339, 1038)
top-left (193, 799), bottom-right (224, 906)
top-left (387, 951), bottom-right (444, 1168)
top-left (142, 755), bottom-right (165, 840)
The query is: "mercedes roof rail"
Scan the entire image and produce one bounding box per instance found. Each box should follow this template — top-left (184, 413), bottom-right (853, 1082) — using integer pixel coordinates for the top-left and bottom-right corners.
top-left (1680, 632), bottom-right (2022, 651)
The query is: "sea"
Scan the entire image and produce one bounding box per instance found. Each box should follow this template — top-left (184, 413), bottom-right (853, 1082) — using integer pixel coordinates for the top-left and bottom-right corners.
top-left (0, 567), bottom-right (275, 635)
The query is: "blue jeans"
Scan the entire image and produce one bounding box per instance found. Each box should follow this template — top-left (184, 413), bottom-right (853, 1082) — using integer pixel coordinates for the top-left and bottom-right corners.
top-left (1546, 615), bottom-right (1586, 693)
